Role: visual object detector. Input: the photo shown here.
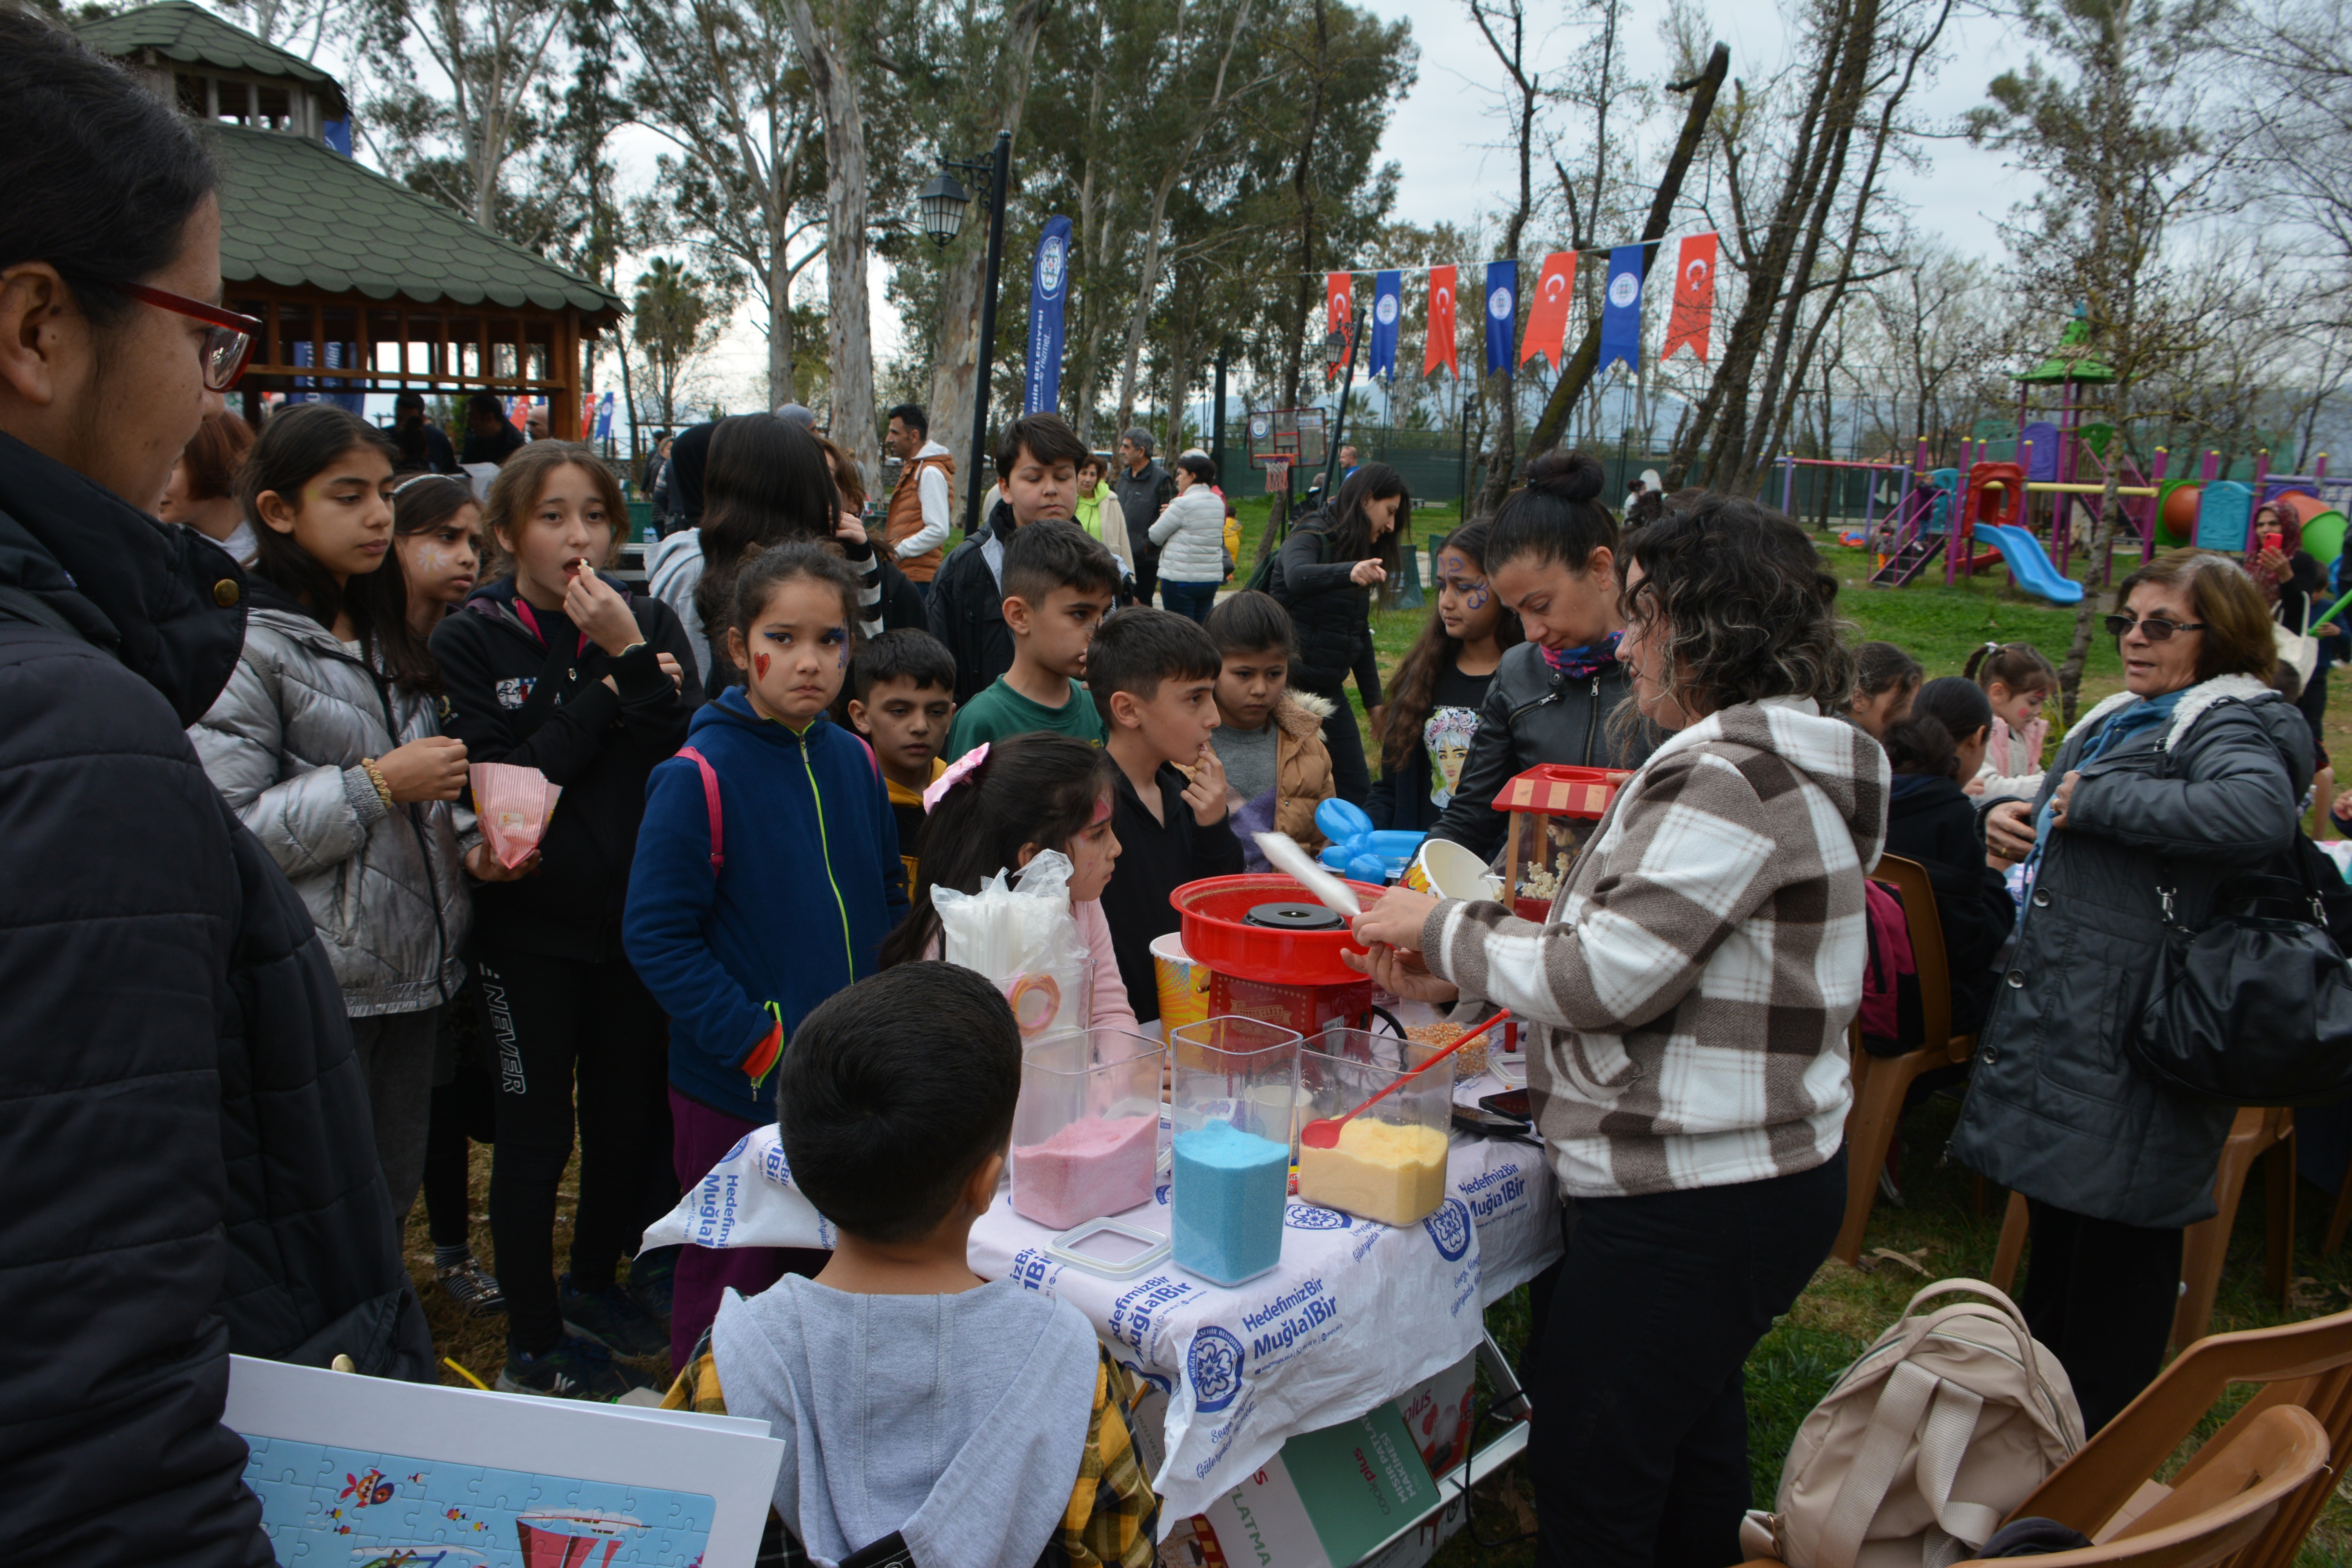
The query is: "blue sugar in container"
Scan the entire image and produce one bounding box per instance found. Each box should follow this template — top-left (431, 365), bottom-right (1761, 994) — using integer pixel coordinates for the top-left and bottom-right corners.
top-left (1171, 1118), bottom-right (1290, 1286)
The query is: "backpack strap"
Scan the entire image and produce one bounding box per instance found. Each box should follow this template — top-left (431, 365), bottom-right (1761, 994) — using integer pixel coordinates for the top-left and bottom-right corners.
top-left (677, 746), bottom-right (723, 875)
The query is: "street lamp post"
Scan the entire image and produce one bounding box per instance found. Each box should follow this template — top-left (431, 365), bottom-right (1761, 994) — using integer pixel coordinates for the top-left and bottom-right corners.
top-left (916, 129), bottom-right (1014, 537)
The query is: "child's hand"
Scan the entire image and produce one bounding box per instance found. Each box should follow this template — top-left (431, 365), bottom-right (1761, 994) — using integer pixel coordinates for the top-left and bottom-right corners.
top-left (1183, 744), bottom-right (1228, 826)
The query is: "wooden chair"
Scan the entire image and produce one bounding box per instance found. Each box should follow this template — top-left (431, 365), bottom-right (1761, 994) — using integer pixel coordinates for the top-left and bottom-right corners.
top-left (2000, 1308), bottom-right (2352, 1568)
top-left (1989, 1107), bottom-right (2295, 1350)
top-left (1835, 854), bottom-right (1977, 1265)
top-left (1732, 1404), bottom-right (2328, 1568)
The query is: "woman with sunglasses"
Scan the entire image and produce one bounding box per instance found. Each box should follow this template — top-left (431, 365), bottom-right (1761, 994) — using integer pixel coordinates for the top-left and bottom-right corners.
top-left (1958, 549), bottom-right (2310, 1434)
top-left (0, 12), bottom-right (429, 1561)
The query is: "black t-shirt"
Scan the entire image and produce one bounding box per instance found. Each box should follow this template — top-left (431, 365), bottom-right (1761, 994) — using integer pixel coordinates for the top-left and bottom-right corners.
top-left (1097, 762), bottom-right (1245, 1022)
top-left (1421, 659), bottom-right (1494, 811)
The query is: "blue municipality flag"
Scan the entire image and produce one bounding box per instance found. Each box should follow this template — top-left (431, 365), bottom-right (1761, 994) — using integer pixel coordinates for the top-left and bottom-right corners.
top-left (592, 389), bottom-right (614, 443)
top-left (1483, 260), bottom-right (1517, 377)
top-left (1024, 215), bottom-right (1073, 415)
top-left (1368, 270), bottom-right (1402, 379)
top-left (1598, 244), bottom-right (1646, 374)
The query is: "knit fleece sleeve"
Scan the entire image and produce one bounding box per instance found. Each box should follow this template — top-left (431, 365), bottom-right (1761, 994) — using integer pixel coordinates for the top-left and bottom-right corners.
top-left (1418, 749), bottom-right (1780, 1034)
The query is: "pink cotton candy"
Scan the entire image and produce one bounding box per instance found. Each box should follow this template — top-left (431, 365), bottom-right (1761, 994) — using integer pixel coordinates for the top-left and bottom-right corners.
top-left (1011, 1113), bottom-right (1158, 1231)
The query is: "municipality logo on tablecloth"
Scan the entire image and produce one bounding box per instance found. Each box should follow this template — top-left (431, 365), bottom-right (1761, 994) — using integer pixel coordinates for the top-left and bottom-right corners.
top-left (1284, 1203), bottom-right (1351, 1230)
top-left (1187, 1325), bottom-right (1246, 1413)
top-left (1422, 1198), bottom-right (1472, 1261)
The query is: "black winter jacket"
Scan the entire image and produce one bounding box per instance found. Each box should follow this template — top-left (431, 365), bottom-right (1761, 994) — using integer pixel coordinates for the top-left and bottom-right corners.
top-left (1111, 459), bottom-right (1177, 574)
top-left (1275, 518), bottom-right (1383, 702)
top-left (1950, 677), bottom-right (2312, 1229)
top-left (430, 575), bottom-right (702, 960)
top-left (1427, 641), bottom-right (1652, 860)
top-left (0, 431), bottom-right (431, 1568)
top-left (1883, 771), bottom-right (2014, 1037)
top-left (927, 501), bottom-right (1020, 705)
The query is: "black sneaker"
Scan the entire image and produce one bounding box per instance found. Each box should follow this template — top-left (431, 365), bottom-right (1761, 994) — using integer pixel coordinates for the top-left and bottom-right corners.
top-left (494, 1334), bottom-right (655, 1400)
top-left (559, 1274), bottom-right (671, 1359)
top-left (627, 1245), bottom-right (679, 1327)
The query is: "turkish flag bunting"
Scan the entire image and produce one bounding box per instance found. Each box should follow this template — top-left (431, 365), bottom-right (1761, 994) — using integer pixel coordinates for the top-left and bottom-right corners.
top-left (1663, 233), bottom-right (1719, 363)
top-left (1424, 265), bottom-right (1459, 378)
top-left (1325, 272), bottom-right (1353, 382)
top-left (1519, 250), bottom-right (1578, 369)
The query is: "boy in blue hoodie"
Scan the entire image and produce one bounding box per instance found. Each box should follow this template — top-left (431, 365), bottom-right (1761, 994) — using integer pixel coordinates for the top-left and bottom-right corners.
top-left (625, 542), bottom-right (906, 1366)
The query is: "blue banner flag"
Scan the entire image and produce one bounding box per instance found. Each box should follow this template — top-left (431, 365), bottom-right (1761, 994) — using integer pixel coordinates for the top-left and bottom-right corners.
top-left (1483, 260), bottom-right (1517, 377)
top-left (592, 389), bottom-right (614, 443)
top-left (1369, 270), bottom-right (1402, 379)
top-left (1024, 215), bottom-right (1073, 415)
top-left (1598, 245), bottom-right (1645, 374)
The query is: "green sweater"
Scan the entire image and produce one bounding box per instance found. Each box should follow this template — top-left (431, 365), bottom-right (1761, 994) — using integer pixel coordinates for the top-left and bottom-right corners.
top-left (944, 674), bottom-right (1106, 760)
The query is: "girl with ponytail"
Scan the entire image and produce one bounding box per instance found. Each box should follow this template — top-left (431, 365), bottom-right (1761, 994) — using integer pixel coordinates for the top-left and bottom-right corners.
top-left (1423, 450), bottom-right (1655, 860)
top-left (1962, 640), bottom-right (2056, 799)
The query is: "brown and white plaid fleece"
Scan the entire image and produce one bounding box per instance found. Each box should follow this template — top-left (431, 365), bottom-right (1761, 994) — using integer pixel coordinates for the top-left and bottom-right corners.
top-left (1421, 698), bottom-right (1887, 1198)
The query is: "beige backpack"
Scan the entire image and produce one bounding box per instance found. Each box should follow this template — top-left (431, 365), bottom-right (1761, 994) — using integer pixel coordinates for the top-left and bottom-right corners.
top-left (1740, 1279), bottom-right (2087, 1568)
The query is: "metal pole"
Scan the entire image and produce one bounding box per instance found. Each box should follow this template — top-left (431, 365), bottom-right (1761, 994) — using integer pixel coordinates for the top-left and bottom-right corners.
top-left (1210, 348), bottom-right (1228, 482)
top-left (1323, 319), bottom-right (1365, 496)
top-left (960, 130), bottom-right (1014, 537)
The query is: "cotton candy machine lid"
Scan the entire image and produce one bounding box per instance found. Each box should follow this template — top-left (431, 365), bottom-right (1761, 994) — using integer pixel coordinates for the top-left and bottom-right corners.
top-left (1171, 873), bottom-right (1385, 985)
top-left (1244, 901), bottom-right (1347, 931)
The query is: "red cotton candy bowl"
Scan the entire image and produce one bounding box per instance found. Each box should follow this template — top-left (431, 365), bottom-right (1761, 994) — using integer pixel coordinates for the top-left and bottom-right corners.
top-left (1171, 874), bottom-right (1388, 987)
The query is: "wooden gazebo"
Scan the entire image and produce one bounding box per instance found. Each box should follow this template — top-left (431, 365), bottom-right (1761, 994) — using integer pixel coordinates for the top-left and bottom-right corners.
top-left (79, 3), bottom-right (624, 436)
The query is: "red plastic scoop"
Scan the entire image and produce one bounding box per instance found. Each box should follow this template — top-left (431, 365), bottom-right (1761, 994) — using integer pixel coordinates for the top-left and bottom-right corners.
top-left (1298, 1009), bottom-right (1513, 1150)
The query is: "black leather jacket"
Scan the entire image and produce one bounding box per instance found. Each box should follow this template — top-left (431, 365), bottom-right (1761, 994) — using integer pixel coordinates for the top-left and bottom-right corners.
top-left (1427, 640), bottom-right (1652, 860)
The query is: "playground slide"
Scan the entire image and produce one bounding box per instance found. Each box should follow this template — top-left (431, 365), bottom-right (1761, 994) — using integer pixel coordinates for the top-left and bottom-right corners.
top-left (1977, 523), bottom-right (2085, 604)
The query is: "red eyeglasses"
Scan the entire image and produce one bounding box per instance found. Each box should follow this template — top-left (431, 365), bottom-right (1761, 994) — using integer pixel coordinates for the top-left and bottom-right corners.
top-left (114, 281), bottom-right (261, 392)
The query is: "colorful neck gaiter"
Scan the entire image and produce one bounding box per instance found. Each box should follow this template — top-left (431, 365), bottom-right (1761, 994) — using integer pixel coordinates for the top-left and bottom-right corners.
top-left (1542, 632), bottom-right (1622, 681)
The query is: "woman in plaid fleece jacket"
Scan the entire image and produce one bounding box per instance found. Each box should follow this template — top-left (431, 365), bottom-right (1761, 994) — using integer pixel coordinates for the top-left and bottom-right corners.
top-left (1351, 495), bottom-right (1887, 1568)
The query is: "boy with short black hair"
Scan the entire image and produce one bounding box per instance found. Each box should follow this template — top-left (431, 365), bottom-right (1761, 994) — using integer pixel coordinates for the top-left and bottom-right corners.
top-left (1204, 590), bottom-right (1336, 863)
top-left (693, 964), bottom-right (1156, 1567)
top-left (846, 628), bottom-right (958, 889)
top-left (942, 519), bottom-right (1116, 761)
top-left (1087, 609), bottom-right (1246, 1025)
top-left (929, 411), bottom-right (1092, 703)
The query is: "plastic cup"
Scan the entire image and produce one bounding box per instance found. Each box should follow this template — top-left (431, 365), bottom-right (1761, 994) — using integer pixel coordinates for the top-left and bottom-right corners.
top-left (1010, 1028), bottom-right (1165, 1230)
top-left (1151, 931), bottom-right (1211, 1040)
top-left (1296, 1027), bottom-right (1454, 1226)
top-left (1167, 1016), bottom-right (1301, 1285)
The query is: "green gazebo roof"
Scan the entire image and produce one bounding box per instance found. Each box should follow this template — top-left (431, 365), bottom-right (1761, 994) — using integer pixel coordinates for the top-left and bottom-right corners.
top-left (209, 123), bottom-right (622, 318)
top-left (2018, 313), bottom-right (2114, 385)
top-left (79, 2), bottom-right (347, 116)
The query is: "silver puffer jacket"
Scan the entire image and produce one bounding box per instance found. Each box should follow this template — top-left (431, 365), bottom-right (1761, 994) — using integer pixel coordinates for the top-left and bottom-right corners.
top-left (190, 589), bottom-right (470, 1015)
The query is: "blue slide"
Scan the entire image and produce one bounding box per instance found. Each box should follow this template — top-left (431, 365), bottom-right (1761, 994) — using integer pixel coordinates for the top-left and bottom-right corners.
top-left (1977, 523), bottom-right (2084, 604)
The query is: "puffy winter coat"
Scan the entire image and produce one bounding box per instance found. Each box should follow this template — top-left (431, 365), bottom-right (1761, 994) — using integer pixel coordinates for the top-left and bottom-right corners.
top-left (1229, 690), bottom-right (1339, 860)
top-left (191, 584), bottom-right (469, 1016)
top-left (1149, 486), bottom-right (1229, 585)
top-left (1949, 675), bottom-right (2311, 1229)
top-left (1427, 640), bottom-right (1653, 860)
top-left (0, 430), bottom-right (431, 1567)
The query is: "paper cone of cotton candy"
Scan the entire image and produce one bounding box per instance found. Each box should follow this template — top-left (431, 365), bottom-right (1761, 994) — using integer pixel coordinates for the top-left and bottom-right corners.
top-left (936, 849), bottom-right (1093, 1039)
top-left (469, 762), bottom-right (561, 869)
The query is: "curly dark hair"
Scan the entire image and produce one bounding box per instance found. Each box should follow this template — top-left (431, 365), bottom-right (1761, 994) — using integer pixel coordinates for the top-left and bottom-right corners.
top-left (1614, 494), bottom-right (1855, 730)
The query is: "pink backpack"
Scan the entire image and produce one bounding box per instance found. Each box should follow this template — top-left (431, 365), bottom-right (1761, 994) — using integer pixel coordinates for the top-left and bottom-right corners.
top-left (1858, 878), bottom-right (1915, 1044)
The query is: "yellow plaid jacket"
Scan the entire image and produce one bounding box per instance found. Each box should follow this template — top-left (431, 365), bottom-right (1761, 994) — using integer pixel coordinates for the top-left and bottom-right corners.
top-left (663, 1331), bottom-right (1158, 1568)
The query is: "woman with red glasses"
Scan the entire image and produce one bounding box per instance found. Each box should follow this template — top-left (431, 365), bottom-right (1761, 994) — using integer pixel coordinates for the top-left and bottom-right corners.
top-left (0, 11), bottom-right (430, 1563)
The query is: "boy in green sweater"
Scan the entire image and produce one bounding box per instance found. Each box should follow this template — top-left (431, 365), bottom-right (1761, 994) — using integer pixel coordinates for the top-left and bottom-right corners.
top-left (944, 518), bottom-right (1118, 759)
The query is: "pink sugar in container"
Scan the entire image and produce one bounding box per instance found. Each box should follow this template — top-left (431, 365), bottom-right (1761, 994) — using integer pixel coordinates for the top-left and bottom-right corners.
top-left (1011, 1028), bottom-right (1165, 1231)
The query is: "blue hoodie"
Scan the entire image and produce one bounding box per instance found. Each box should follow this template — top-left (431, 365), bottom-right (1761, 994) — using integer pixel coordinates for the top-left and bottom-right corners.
top-left (626, 687), bottom-right (907, 1120)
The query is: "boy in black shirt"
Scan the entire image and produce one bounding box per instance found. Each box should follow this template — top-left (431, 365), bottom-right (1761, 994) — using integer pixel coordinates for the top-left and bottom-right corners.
top-left (1086, 610), bottom-right (1245, 1025)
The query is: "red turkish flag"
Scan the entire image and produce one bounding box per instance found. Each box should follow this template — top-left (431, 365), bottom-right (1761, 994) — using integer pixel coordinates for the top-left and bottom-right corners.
top-left (1519, 250), bottom-right (1577, 368)
top-left (1424, 265), bottom-right (1458, 378)
top-left (1662, 234), bottom-right (1719, 363)
top-left (1325, 272), bottom-right (1353, 381)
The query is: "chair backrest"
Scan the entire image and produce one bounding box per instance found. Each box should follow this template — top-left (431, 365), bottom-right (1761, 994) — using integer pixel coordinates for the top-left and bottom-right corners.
top-left (1962, 1405), bottom-right (2327, 1568)
top-left (2005, 1308), bottom-right (2352, 1568)
top-left (1875, 853), bottom-right (1953, 1052)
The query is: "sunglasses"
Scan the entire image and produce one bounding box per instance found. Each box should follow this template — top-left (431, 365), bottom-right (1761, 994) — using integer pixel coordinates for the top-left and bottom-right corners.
top-left (115, 281), bottom-right (260, 392)
top-left (2103, 614), bottom-right (2207, 642)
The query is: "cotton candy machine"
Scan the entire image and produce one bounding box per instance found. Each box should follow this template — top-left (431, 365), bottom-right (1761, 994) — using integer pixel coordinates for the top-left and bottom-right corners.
top-left (1169, 873), bottom-right (1388, 1036)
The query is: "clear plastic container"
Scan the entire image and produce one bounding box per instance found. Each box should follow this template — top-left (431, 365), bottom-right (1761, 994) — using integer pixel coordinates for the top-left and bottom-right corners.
top-left (1295, 1027), bottom-right (1455, 1226)
top-left (1010, 1028), bottom-right (1165, 1231)
top-left (1167, 1016), bottom-right (1301, 1286)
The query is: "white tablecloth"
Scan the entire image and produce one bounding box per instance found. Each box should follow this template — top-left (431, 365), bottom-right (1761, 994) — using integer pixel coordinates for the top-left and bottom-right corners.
top-left (641, 1089), bottom-right (1563, 1523)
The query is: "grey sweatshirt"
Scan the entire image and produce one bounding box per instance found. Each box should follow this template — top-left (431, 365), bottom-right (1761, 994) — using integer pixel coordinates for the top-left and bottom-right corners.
top-left (712, 1276), bottom-right (1102, 1568)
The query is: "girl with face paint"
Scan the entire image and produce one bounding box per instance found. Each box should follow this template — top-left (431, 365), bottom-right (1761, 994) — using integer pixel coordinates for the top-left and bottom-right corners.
top-left (622, 541), bottom-right (911, 1365)
top-left (1370, 517), bottom-right (1523, 831)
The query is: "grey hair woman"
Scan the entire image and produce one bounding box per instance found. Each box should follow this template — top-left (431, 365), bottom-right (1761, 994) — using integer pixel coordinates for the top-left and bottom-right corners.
top-left (1348, 493), bottom-right (1888, 1566)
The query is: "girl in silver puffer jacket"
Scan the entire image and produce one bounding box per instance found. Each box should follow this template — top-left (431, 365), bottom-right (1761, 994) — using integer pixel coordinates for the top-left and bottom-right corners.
top-left (190, 404), bottom-right (475, 1225)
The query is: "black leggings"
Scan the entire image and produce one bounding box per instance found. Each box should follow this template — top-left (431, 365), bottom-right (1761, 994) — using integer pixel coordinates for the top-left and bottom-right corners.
top-left (476, 946), bottom-right (677, 1354)
top-left (422, 1051), bottom-right (497, 1250)
top-left (2018, 1199), bottom-right (2182, 1434)
top-left (1525, 1152), bottom-right (1846, 1568)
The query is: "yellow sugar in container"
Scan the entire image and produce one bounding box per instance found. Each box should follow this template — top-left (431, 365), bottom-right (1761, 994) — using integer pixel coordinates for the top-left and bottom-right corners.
top-left (1296, 1118), bottom-right (1450, 1226)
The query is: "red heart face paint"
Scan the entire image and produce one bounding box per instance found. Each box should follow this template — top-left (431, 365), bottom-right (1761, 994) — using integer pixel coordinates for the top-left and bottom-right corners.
top-left (755, 652), bottom-right (770, 679)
